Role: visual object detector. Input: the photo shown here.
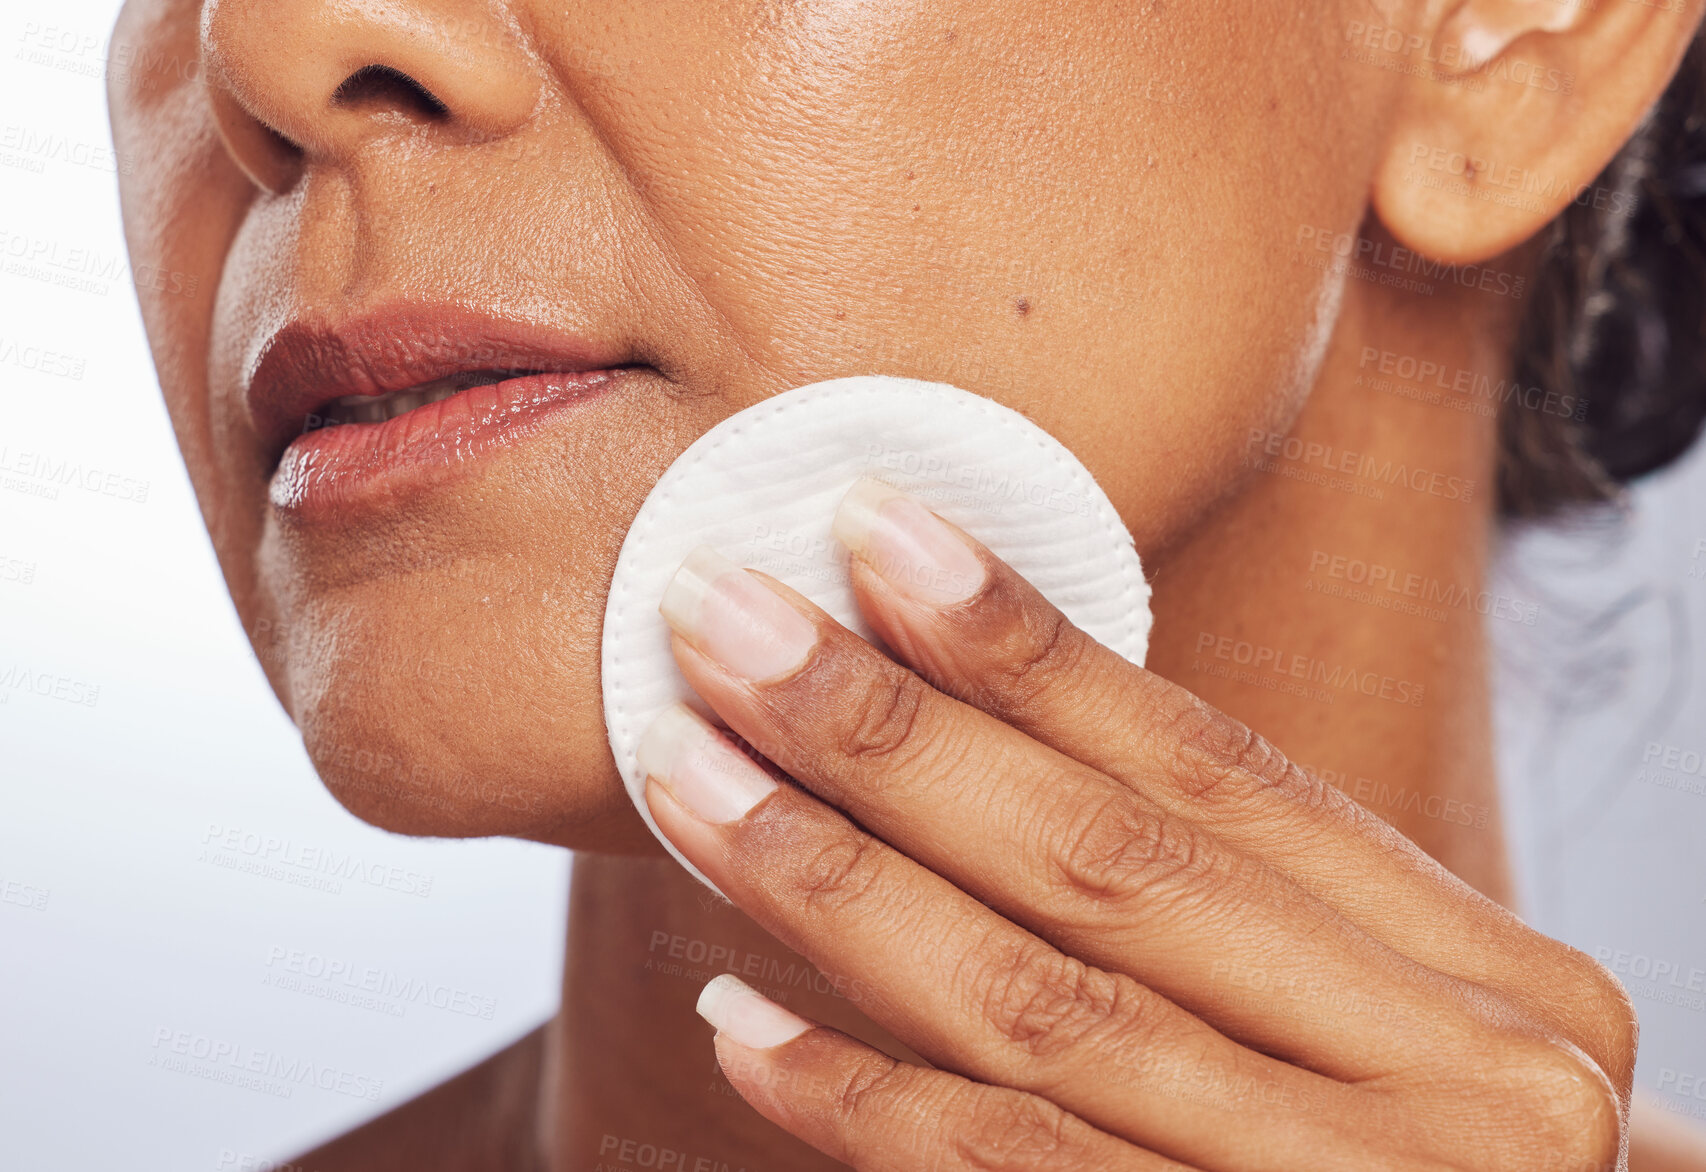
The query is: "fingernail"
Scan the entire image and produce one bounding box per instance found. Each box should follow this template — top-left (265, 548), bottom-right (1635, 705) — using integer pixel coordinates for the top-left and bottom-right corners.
top-left (833, 478), bottom-right (986, 605)
top-left (697, 974), bottom-right (813, 1049)
top-left (638, 704), bottom-right (778, 825)
top-left (660, 546), bottom-right (818, 681)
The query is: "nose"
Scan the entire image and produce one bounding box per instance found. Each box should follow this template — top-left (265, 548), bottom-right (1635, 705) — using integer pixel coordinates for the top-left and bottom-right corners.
top-left (200, 0), bottom-right (542, 193)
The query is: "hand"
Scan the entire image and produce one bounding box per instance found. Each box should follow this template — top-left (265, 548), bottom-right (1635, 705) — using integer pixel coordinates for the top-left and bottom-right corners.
top-left (637, 478), bottom-right (1636, 1172)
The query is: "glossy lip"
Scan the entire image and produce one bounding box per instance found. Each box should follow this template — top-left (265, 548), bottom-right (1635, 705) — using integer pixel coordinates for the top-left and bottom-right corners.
top-left (246, 306), bottom-right (641, 517)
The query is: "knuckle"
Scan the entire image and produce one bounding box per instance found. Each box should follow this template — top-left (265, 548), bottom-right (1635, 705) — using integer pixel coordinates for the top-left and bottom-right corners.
top-left (950, 1086), bottom-right (1083, 1171)
top-left (1536, 1046), bottom-right (1625, 1172)
top-left (796, 833), bottom-right (891, 914)
top-left (827, 1055), bottom-right (940, 1169)
top-left (1157, 698), bottom-right (1290, 803)
top-left (833, 1054), bottom-right (910, 1132)
top-left (977, 941), bottom-right (1155, 1060)
top-left (834, 1060), bottom-right (1092, 1172)
top-left (1134, 683), bottom-right (1390, 838)
top-left (1048, 795), bottom-right (1218, 909)
top-left (1496, 1036), bottom-right (1625, 1171)
top-left (1150, 697), bottom-right (1367, 825)
top-left (976, 605), bottom-right (1084, 709)
top-left (838, 670), bottom-right (931, 768)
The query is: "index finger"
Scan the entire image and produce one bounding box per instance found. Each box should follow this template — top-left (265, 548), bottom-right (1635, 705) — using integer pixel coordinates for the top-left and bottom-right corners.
top-left (831, 478), bottom-right (1626, 1066)
top-left (657, 549), bottom-right (1477, 1082)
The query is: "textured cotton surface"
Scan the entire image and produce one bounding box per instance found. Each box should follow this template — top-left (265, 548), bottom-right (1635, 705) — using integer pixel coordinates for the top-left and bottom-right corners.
top-left (602, 376), bottom-right (1152, 890)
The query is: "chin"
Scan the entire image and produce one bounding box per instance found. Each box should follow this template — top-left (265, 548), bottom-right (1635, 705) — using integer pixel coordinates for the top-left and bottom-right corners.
top-left (239, 395), bottom-right (703, 854)
top-left (276, 558), bottom-right (647, 852)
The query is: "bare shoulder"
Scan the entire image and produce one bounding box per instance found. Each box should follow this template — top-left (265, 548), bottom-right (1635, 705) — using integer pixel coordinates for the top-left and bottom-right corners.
top-left (288, 1026), bottom-right (550, 1172)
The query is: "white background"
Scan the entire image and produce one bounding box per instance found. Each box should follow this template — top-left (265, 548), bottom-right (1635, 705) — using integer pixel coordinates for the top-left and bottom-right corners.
top-left (2, 7), bottom-right (569, 1169)
top-left (1, 2), bottom-right (1703, 1169)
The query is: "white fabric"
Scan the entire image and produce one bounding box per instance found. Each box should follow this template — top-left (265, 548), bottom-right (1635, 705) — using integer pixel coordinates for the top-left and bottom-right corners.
top-left (601, 376), bottom-right (1152, 890)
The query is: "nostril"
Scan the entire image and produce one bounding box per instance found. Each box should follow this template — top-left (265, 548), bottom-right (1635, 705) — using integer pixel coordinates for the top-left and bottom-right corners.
top-left (330, 64), bottom-right (449, 120)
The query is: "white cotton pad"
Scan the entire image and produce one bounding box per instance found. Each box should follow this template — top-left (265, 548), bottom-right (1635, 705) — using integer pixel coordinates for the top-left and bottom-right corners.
top-left (601, 375), bottom-right (1151, 892)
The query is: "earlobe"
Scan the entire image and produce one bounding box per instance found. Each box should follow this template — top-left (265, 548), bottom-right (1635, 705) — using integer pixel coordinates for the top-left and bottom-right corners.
top-left (1369, 0), bottom-right (1703, 266)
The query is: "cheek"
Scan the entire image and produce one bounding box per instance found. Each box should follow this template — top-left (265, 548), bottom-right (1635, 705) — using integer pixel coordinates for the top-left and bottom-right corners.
top-left (111, 5), bottom-right (273, 635)
top-left (570, 0), bottom-right (1377, 551)
top-left (113, 0), bottom-right (1384, 848)
top-left (1054, 247), bottom-right (1350, 556)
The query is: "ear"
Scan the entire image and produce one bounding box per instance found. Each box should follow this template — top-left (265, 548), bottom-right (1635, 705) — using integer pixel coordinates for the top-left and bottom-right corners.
top-left (1369, 0), bottom-right (1704, 265)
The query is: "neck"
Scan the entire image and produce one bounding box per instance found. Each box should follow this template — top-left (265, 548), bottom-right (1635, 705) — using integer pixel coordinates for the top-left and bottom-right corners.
top-left (1144, 261), bottom-right (1517, 900)
top-left (546, 261), bottom-right (1524, 1168)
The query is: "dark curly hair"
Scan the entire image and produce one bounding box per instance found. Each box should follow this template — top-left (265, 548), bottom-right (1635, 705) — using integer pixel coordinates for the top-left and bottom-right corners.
top-left (1502, 33), bottom-right (1706, 515)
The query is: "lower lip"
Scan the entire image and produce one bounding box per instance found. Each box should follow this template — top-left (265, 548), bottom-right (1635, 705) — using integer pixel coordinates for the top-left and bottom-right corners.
top-left (269, 369), bottom-right (626, 516)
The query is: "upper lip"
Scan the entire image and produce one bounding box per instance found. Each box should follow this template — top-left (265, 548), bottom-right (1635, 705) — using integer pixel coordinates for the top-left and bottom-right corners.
top-left (245, 305), bottom-right (636, 468)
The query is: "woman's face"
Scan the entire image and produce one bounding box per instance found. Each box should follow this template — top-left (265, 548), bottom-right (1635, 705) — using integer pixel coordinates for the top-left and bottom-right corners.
top-left (110, 0), bottom-right (1394, 849)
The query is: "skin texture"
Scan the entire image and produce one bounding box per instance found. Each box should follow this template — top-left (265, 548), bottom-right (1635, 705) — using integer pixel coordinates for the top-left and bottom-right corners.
top-left (103, 0), bottom-right (1706, 1167)
top-left (110, 0), bottom-right (1374, 848)
top-left (636, 516), bottom-right (1638, 1169)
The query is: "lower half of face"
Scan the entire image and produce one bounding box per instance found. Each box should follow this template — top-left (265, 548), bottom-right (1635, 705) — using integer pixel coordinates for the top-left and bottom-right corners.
top-left (112, 0), bottom-right (1394, 849)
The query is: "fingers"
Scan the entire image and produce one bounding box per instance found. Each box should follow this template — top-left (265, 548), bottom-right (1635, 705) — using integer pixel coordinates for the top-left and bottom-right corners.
top-left (829, 479), bottom-right (1622, 1058)
top-left (640, 717), bottom-right (1376, 1172)
top-left (655, 546), bottom-right (1483, 1081)
top-left (646, 482), bottom-right (1639, 1171)
top-left (696, 975), bottom-right (1194, 1172)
